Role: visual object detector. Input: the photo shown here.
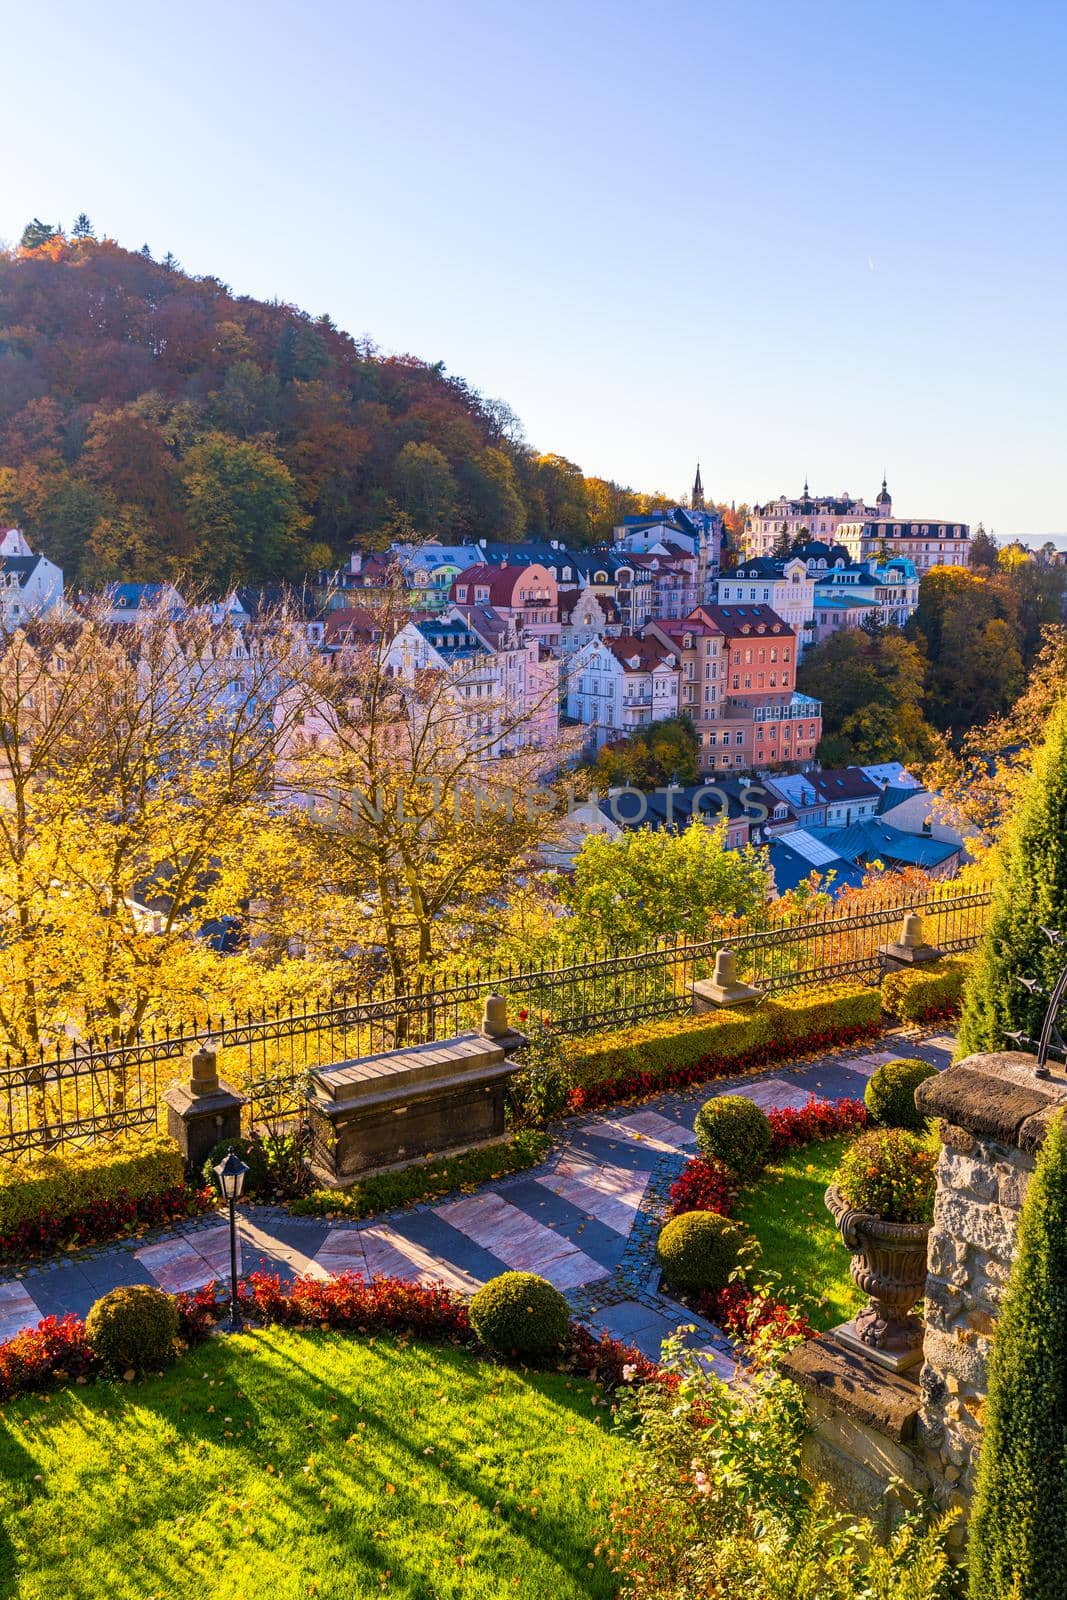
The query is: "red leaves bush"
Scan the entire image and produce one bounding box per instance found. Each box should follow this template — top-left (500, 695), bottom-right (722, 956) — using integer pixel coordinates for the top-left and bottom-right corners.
top-left (239, 1270), bottom-right (472, 1340)
top-left (0, 1314), bottom-right (96, 1399)
top-left (566, 1022), bottom-right (879, 1114)
top-left (767, 1095), bottom-right (868, 1155)
top-left (2, 1271), bottom-right (660, 1403)
top-left (696, 1283), bottom-right (813, 1344)
top-left (0, 1184), bottom-right (214, 1262)
top-left (666, 1157), bottom-right (734, 1220)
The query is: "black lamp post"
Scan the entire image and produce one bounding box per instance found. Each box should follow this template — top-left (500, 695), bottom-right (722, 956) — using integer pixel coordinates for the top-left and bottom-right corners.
top-left (213, 1150), bottom-right (249, 1332)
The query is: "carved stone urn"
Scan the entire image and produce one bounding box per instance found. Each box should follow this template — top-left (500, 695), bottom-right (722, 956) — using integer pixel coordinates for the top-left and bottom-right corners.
top-left (825, 1183), bottom-right (930, 1368)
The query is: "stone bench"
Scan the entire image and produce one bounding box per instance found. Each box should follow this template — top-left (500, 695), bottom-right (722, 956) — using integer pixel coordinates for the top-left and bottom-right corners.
top-left (306, 1004), bottom-right (527, 1187)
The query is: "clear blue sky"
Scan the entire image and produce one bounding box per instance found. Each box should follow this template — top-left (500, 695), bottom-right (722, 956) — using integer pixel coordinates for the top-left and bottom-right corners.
top-left (5, 0), bottom-right (1065, 536)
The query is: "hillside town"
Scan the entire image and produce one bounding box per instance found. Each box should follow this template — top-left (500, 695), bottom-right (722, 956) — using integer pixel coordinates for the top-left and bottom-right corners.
top-left (1, 468), bottom-right (994, 901)
top-left (5, 2), bottom-right (1067, 1591)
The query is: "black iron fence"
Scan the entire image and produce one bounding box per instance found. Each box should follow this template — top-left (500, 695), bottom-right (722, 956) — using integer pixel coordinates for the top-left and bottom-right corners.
top-left (0, 877), bottom-right (992, 1157)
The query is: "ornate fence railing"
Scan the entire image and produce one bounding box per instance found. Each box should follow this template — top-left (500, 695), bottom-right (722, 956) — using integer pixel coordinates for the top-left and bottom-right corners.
top-left (0, 877), bottom-right (992, 1157)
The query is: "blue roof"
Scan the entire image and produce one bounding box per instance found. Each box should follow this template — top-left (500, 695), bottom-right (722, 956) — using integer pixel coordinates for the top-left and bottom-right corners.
top-left (109, 582), bottom-right (173, 608)
top-left (876, 784), bottom-right (927, 816)
top-left (767, 838), bottom-right (865, 896)
top-left (809, 820), bottom-right (959, 870)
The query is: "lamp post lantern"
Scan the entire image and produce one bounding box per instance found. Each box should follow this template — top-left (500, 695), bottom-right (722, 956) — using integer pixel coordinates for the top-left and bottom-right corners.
top-left (212, 1150), bottom-right (249, 1332)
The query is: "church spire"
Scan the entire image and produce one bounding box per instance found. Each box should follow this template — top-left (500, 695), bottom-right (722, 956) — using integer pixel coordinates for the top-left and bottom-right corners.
top-left (692, 462), bottom-right (705, 510)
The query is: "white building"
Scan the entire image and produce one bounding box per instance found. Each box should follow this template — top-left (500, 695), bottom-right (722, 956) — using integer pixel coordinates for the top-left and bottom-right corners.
top-left (744, 482), bottom-right (889, 558)
top-left (716, 556), bottom-right (816, 647)
top-left (0, 528), bottom-right (64, 628)
top-left (834, 517), bottom-right (971, 572)
top-left (566, 635), bottom-right (680, 750)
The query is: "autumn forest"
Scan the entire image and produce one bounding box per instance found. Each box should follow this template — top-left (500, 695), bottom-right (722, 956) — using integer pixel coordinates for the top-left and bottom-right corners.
top-left (0, 226), bottom-right (679, 590)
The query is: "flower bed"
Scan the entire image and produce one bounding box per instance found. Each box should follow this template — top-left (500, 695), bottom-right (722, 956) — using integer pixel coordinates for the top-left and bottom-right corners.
top-left (0, 1137), bottom-right (215, 1262)
top-left (666, 1157), bottom-right (734, 1219)
top-left (696, 1283), bottom-right (813, 1344)
top-left (564, 985), bottom-right (883, 1114)
top-left (664, 1093), bottom-right (870, 1339)
top-left (0, 1270), bottom-right (662, 1405)
top-left (0, 1183), bottom-right (214, 1261)
top-left (767, 1095), bottom-right (867, 1154)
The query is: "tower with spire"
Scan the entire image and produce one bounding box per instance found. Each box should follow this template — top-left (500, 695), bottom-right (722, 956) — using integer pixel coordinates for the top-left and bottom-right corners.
top-left (876, 473), bottom-right (892, 514)
top-left (691, 463), bottom-right (705, 511)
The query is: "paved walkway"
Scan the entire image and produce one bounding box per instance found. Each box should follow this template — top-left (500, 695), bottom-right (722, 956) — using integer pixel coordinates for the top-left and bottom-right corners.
top-left (0, 1029), bottom-right (956, 1372)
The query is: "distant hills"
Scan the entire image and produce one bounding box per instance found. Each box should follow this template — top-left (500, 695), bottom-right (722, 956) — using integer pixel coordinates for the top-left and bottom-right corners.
top-left (0, 232), bottom-right (675, 590)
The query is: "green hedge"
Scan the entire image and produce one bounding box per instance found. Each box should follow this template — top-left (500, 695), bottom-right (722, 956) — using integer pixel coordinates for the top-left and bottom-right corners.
top-left (0, 1137), bottom-right (185, 1237)
top-left (880, 958), bottom-right (972, 1023)
top-left (561, 983), bottom-right (883, 1091)
top-left (291, 1129), bottom-right (551, 1219)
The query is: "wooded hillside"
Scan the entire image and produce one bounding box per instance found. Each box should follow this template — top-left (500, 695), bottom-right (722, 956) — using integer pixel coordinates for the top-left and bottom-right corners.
top-left (0, 226), bottom-right (670, 587)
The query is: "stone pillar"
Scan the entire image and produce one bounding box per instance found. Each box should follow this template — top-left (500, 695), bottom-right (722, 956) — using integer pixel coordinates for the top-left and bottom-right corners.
top-left (878, 910), bottom-right (943, 974)
top-left (479, 994), bottom-right (529, 1054)
top-left (162, 1043), bottom-right (246, 1177)
top-left (913, 1050), bottom-right (1067, 1547)
top-left (692, 948), bottom-right (762, 1011)
top-left (781, 1046), bottom-right (1067, 1553)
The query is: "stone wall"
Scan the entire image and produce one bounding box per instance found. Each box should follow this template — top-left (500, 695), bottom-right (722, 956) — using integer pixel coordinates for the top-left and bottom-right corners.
top-left (783, 1048), bottom-right (1067, 1552)
top-left (914, 1050), bottom-right (1067, 1545)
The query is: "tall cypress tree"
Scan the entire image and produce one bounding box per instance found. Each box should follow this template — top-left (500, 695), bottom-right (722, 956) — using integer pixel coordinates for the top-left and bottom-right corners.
top-left (958, 694), bottom-right (1067, 1059)
top-left (969, 1112), bottom-right (1067, 1598)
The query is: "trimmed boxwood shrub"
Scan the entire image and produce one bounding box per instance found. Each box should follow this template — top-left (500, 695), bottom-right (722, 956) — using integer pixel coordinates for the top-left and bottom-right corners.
top-left (561, 983), bottom-right (883, 1109)
top-left (694, 1095), bottom-right (772, 1181)
top-left (969, 1112), bottom-right (1067, 1599)
top-left (881, 958), bottom-right (971, 1022)
top-left (655, 1210), bottom-right (750, 1294)
top-left (834, 1128), bottom-right (937, 1224)
top-left (0, 1136), bottom-right (211, 1259)
top-left (864, 1057), bottom-right (938, 1130)
top-left (85, 1284), bottom-right (180, 1373)
top-left (468, 1271), bottom-right (570, 1360)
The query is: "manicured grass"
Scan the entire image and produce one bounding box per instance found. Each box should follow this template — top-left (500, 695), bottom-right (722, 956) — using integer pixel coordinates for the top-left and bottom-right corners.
top-left (0, 1329), bottom-right (634, 1600)
top-left (734, 1134), bottom-right (864, 1331)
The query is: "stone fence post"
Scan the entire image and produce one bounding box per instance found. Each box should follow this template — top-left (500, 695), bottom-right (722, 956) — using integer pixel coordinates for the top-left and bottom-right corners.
top-left (162, 1043), bottom-right (246, 1176)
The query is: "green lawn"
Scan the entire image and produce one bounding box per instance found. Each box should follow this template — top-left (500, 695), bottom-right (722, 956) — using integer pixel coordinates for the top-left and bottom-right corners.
top-left (0, 1329), bottom-right (634, 1600)
top-left (735, 1134), bottom-right (864, 1331)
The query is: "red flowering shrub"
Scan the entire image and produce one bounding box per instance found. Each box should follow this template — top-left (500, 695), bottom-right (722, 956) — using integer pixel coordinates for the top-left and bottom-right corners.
top-left (666, 1157), bottom-right (734, 1219)
top-left (566, 1021), bottom-right (879, 1114)
top-left (697, 1283), bottom-right (813, 1345)
top-left (767, 1095), bottom-right (868, 1155)
top-left (0, 1314), bottom-right (96, 1399)
top-left (0, 1183), bottom-right (214, 1262)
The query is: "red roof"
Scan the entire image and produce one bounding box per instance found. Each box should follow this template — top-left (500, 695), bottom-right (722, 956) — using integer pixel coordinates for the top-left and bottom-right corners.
top-left (606, 635), bottom-right (676, 672)
top-left (450, 563), bottom-right (554, 607)
top-left (689, 603), bottom-right (795, 639)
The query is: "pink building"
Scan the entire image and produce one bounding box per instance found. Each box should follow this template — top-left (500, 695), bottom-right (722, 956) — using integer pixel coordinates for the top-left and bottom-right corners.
top-left (450, 563), bottom-right (560, 646)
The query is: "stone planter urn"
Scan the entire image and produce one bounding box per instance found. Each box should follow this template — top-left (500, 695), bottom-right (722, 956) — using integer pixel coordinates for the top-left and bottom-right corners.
top-left (825, 1183), bottom-right (930, 1369)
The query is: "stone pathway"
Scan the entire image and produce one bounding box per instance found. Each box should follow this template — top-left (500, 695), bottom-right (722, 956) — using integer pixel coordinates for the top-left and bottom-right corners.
top-left (0, 1029), bottom-right (956, 1373)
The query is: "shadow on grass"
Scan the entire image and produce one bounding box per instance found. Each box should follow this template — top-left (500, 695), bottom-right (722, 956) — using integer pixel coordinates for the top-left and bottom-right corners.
top-left (0, 1417), bottom-right (40, 1599)
top-left (0, 1330), bottom-right (628, 1600)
